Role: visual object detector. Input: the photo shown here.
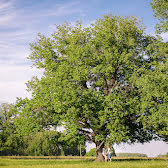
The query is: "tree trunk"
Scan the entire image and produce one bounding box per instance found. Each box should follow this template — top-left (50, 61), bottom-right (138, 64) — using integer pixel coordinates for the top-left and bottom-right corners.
top-left (95, 143), bottom-right (104, 162)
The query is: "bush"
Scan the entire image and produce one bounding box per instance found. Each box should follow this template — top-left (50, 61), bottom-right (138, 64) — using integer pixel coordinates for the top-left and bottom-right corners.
top-left (63, 144), bottom-right (86, 156)
top-left (85, 148), bottom-right (96, 156)
top-left (166, 152), bottom-right (168, 157)
top-left (24, 131), bottom-right (61, 156)
top-left (116, 153), bottom-right (147, 157)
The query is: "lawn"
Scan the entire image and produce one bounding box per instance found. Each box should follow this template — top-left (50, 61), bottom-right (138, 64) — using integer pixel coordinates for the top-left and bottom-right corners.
top-left (0, 157), bottom-right (167, 168)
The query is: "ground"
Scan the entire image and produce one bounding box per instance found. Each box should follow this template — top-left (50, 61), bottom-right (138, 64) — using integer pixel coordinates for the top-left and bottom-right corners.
top-left (0, 156), bottom-right (167, 168)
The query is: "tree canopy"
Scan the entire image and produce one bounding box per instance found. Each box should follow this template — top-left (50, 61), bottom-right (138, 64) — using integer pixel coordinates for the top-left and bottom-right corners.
top-left (132, 39), bottom-right (168, 142)
top-left (151, 0), bottom-right (168, 33)
top-left (27, 15), bottom-right (162, 161)
top-left (148, 0), bottom-right (168, 141)
top-left (0, 0), bottom-right (167, 161)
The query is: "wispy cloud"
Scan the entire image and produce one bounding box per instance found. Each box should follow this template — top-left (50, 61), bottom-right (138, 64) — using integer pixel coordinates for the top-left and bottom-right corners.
top-left (0, 0), bottom-right (85, 103)
top-left (0, 44), bottom-right (30, 64)
top-left (0, 30), bottom-right (34, 65)
top-left (0, 14), bottom-right (16, 25)
top-left (0, 0), bottom-right (85, 64)
top-left (41, 1), bottom-right (83, 17)
top-left (0, 0), bottom-right (14, 11)
top-left (0, 64), bottom-right (43, 103)
top-left (0, 0), bottom-right (16, 26)
top-left (0, 29), bottom-right (36, 43)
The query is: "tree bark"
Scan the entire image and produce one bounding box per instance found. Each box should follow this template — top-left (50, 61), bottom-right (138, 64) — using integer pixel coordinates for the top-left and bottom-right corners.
top-left (95, 142), bottom-right (104, 162)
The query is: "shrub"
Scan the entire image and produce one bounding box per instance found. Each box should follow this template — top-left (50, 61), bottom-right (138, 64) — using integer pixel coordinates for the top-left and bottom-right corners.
top-left (24, 131), bottom-right (61, 156)
top-left (166, 152), bottom-right (168, 157)
top-left (85, 148), bottom-right (96, 157)
top-left (63, 145), bottom-right (86, 156)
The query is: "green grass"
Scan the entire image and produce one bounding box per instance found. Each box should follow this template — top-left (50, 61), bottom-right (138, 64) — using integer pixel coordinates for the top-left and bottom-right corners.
top-left (0, 157), bottom-right (167, 168)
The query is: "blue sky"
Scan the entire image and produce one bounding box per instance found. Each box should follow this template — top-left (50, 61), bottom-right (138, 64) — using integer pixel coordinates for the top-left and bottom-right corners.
top-left (0, 0), bottom-right (168, 156)
top-left (0, 0), bottom-right (166, 67)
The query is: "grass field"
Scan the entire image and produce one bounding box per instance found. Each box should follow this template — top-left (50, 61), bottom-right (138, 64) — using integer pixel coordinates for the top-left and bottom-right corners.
top-left (0, 156), bottom-right (167, 168)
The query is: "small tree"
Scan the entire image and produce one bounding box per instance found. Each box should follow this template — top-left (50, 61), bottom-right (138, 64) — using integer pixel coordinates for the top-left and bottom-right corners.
top-left (24, 131), bottom-right (61, 156)
top-left (0, 103), bottom-right (22, 155)
top-left (85, 148), bottom-right (96, 157)
top-left (166, 152), bottom-right (168, 157)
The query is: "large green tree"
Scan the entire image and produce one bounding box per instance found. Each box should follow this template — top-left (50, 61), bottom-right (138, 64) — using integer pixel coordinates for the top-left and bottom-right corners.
top-left (27, 15), bottom-right (157, 161)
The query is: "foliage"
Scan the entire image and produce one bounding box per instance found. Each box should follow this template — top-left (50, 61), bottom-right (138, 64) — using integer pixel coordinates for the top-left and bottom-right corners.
top-left (14, 97), bottom-right (55, 137)
top-left (166, 152), bottom-right (168, 157)
top-left (27, 15), bottom-right (158, 161)
top-left (0, 103), bottom-right (16, 134)
top-left (151, 0), bottom-right (168, 33)
top-left (63, 144), bottom-right (86, 156)
top-left (0, 101), bottom-right (85, 156)
top-left (85, 148), bottom-right (97, 156)
top-left (3, 133), bottom-right (24, 155)
top-left (24, 131), bottom-right (61, 156)
top-left (148, 0), bottom-right (168, 142)
top-left (132, 41), bottom-right (168, 142)
top-left (0, 103), bottom-right (22, 155)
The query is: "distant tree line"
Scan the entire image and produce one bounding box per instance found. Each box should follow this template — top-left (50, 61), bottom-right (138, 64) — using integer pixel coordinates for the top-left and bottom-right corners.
top-left (0, 103), bottom-right (86, 156)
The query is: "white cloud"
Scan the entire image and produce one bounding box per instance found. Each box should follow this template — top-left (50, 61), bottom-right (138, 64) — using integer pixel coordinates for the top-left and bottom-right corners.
top-left (0, 0), bottom-right (14, 11)
top-left (0, 29), bottom-right (37, 65)
top-left (35, 1), bottom-right (83, 17)
top-left (160, 32), bottom-right (168, 41)
top-left (0, 64), bottom-right (43, 103)
top-left (0, 81), bottom-right (29, 103)
top-left (0, 43), bottom-right (30, 64)
top-left (0, 30), bottom-right (36, 39)
top-left (0, 14), bottom-right (15, 25)
top-left (0, 0), bottom-right (16, 26)
top-left (146, 27), bottom-right (168, 41)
